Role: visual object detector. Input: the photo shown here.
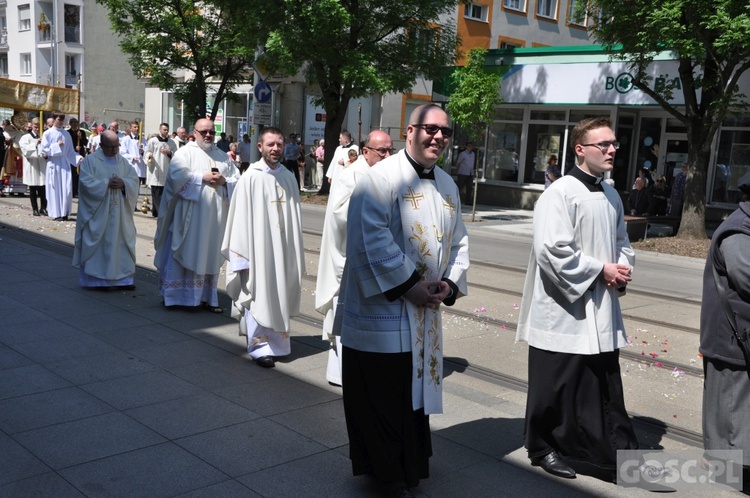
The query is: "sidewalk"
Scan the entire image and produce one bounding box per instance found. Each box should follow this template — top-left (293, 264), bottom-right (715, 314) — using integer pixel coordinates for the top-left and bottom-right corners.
top-left (0, 203), bottom-right (713, 497)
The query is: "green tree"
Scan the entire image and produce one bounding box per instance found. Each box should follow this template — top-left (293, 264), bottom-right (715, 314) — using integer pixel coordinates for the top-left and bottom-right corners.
top-left (579, 0), bottom-right (750, 238)
top-left (446, 48), bottom-right (503, 142)
top-left (95, 0), bottom-right (271, 123)
top-left (264, 0), bottom-right (460, 195)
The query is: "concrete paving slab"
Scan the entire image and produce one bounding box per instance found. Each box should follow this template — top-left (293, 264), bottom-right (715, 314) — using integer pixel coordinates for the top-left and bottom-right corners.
top-left (0, 319), bottom-right (85, 345)
top-left (58, 443), bottom-right (228, 497)
top-left (13, 412), bottom-right (166, 469)
top-left (0, 433), bottom-right (50, 486)
top-left (0, 386), bottom-right (114, 434)
top-left (272, 398), bottom-right (348, 449)
top-left (80, 370), bottom-right (204, 410)
top-left (10, 334), bottom-right (121, 364)
top-left (215, 374), bottom-right (341, 418)
top-left (174, 418), bottom-right (327, 478)
top-left (127, 337), bottom-right (237, 371)
top-left (174, 479), bottom-right (261, 498)
top-left (124, 391), bottom-right (261, 439)
top-left (45, 351), bottom-right (159, 385)
top-left (0, 472), bottom-right (86, 498)
top-left (91, 323), bottom-right (192, 352)
top-left (0, 343), bottom-right (35, 370)
top-left (0, 364), bottom-right (71, 400)
top-left (168, 355), bottom-right (277, 391)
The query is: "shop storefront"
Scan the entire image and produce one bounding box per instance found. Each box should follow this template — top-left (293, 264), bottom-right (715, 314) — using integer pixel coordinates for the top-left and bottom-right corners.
top-left (442, 46), bottom-right (750, 212)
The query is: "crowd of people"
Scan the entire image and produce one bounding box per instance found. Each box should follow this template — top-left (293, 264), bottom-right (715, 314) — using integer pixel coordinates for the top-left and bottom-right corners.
top-left (5, 108), bottom-right (750, 496)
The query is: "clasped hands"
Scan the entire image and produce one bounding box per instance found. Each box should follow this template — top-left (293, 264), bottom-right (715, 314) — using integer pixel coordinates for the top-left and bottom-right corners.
top-left (602, 263), bottom-right (632, 289)
top-left (405, 280), bottom-right (451, 309)
top-left (202, 170), bottom-right (226, 186)
top-left (108, 176), bottom-right (125, 189)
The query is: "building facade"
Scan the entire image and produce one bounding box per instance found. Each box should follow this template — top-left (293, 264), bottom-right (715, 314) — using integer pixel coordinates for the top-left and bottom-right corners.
top-left (0, 0), bottom-right (145, 128)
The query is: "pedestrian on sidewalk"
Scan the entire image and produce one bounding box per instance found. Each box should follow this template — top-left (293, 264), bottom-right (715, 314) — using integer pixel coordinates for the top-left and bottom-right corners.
top-left (221, 127), bottom-right (304, 369)
top-left (700, 171), bottom-right (750, 475)
top-left (72, 130), bottom-right (139, 289)
top-left (455, 141), bottom-right (475, 205)
top-left (516, 117), bottom-right (638, 480)
top-left (336, 104), bottom-right (469, 497)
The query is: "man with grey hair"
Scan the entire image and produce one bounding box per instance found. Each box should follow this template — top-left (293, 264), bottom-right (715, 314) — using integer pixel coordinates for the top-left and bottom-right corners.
top-left (73, 130), bottom-right (139, 289)
top-left (154, 118), bottom-right (240, 313)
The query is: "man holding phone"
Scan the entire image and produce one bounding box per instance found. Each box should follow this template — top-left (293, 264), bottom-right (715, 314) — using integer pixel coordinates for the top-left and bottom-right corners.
top-left (154, 118), bottom-right (240, 313)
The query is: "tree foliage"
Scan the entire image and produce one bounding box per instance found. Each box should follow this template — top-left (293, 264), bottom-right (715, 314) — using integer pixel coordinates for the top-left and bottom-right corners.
top-left (446, 49), bottom-right (503, 142)
top-left (95, 0), bottom-right (271, 123)
top-left (580, 0), bottom-right (750, 238)
top-left (263, 0), bottom-right (460, 194)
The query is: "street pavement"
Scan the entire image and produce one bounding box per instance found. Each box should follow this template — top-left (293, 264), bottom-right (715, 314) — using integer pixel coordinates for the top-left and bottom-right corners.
top-left (0, 193), bottom-right (731, 497)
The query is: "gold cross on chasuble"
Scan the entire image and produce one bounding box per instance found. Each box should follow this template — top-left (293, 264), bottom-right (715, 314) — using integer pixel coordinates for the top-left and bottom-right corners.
top-left (403, 187), bottom-right (424, 210)
top-left (443, 195), bottom-right (456, 218)
top-left (271, 185), bottom-right (286, 231)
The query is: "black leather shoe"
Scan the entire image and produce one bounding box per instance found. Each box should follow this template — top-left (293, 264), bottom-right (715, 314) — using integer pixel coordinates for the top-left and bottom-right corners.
top-left (531, 450), bottom-right (576, 479)
top-left (40, 209), bottom-right (48, 216)
top-left (255, 356), bottom-right (275, 368)
top-left (33, 209), bottom-right (40, 216)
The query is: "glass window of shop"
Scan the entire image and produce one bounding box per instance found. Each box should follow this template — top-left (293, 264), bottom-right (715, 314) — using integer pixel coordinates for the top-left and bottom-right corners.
top-left (161, 92), bottom-right (184, 132)
top-left (524, 110), bottom-right (567, 185)
top-left (713, 128), bottom-right (750, 204)
top-left (485, 108), bottom-right (524, 181)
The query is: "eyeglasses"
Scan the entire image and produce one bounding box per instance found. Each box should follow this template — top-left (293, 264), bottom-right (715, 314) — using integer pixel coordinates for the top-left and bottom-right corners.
top-left (365, 146), bottom-right (396, 157)
top-left (195, 129), bottom-right (216, 136)
top-left (581, 141), bottom-right (620, 153)
top-left (411, 124), bottom-right (453, 138)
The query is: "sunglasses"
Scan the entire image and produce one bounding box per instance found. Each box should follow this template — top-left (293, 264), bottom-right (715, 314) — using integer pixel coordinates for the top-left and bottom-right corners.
top-left (195, 129), bottom-right (216, 136)
top-left (411, 124), bottom-right (453, 138)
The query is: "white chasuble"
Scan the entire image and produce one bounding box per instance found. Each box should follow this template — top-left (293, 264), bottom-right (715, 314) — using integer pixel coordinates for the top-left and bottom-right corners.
top-left (73, 150), bottom-right (139, 281)
top-left (222, 160), bottom-right (305, 348)
top-left (154, 142), bottom-right (239, 277)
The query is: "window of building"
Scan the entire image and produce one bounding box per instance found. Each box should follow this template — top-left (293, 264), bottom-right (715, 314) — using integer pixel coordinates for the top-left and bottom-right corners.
top-left (498, 36), bottom-right (525, 49)
top-left (64, 4), bottom-right (81, 43)
top-left (464, 2), bottom-right (489, 22)
top-left (503, 0), bottom-right (526, 13)
top-left (536, 0), bottom-right (558, 20)
top-left (18, 4), bottom-right (31, 31)
top-left (714, 129), bottom-right (750, 204)
top-left (567, 0), bottom-right (587, 26)
top-left (0, 54), bottom-right (8, 77)
top-left (20, 53), bottom-right (31, 75)
top-left (524, 123), bottom-right (566, 185)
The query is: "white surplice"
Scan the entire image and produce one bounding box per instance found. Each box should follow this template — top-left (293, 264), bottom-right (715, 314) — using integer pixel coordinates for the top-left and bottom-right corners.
top-left (325, 143), bottom-right (359, 187)
top-left (40, 126), bottom-right (81, 218)
top-left (145, 136), bottom-right (177, 187)
top-left (72, 149), bottom-right (140, 287)
top-left (515, 175), bottom-right (634, 354)
top-left (120, 134), bottom-right (146, 178)
top-left (19, 131), bottom-right (46, 186)
top-left (335, 150), bottom-right (470, 414)
top-left (316, 156), bottom-right (370, 383)
top-left (222, 159), bottom-right (305, 359)
top-left (154, 142), bottom-right (239, 307)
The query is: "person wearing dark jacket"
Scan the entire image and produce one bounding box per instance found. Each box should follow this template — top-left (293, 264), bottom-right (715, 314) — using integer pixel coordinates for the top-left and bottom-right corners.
top-left (700, 171), bottom-right (750, 473)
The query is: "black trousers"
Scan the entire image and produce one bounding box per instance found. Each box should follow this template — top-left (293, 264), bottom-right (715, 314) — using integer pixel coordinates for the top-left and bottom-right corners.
top-left (284, 159), bottom-right (300, 188)
top-left (342, 346), bottom-right (431, 487)
top-left (150, 186), bottom-right (164, 218)
top-left (29, 186), bottom-right (47, 211)
top-left (457, 174), bottom-right (473, 205)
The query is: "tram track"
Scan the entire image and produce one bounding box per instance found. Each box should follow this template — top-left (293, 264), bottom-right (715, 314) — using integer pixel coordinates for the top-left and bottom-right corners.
top-left (292, 309), bottom-right (704, 447)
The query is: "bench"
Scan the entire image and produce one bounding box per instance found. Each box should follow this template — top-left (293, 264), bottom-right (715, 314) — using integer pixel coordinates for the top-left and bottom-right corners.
top-left (624, 215), bottom-right (648, 241)
top-left (646, 215), bottom-right (681, 236)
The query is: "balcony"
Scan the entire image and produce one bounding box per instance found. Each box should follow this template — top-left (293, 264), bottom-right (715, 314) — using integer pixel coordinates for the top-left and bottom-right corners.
top-left (38, 28), bottom-right (51, 44)
top-left (0, 29), bottom-right (8, 49)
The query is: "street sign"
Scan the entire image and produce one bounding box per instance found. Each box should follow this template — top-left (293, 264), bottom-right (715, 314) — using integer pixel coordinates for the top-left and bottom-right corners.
top-left (254, 81), bottom-right (272, 104)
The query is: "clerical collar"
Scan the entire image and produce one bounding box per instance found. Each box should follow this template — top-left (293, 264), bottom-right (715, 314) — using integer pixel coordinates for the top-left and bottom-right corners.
top-left (568, 165), bottom-right (604, 192)
top-left (405, 150), bottom-right (435, 180)
top-left (157, 135), bottom-right (169, 142)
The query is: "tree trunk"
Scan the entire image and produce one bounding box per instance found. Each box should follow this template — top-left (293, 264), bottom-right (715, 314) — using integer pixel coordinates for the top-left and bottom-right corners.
top-left (677, 138), bottom-right (711, 239)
